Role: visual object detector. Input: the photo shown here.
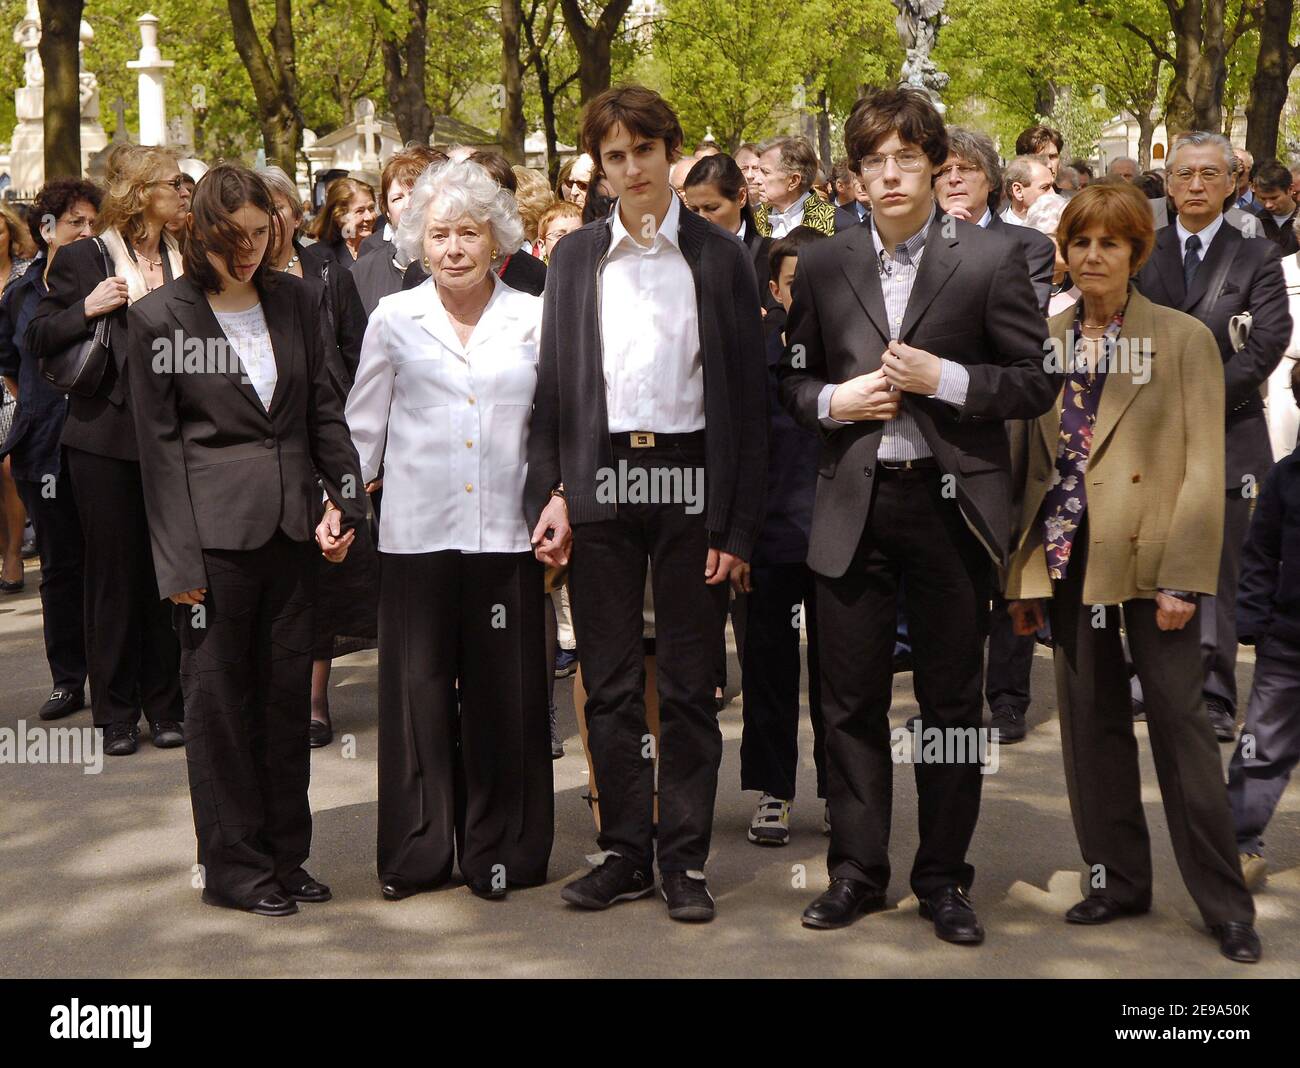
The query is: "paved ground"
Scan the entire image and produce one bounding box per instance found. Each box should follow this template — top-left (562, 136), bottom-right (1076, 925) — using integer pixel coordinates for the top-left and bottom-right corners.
top-left (1, 556), bottom-right (1296, 978)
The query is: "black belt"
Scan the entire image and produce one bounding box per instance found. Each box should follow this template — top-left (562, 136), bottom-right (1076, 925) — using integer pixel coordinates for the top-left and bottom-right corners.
top-left (876, 456), bottom-right (940, 478)
top-left (610, 430), bottom-right (706, 449)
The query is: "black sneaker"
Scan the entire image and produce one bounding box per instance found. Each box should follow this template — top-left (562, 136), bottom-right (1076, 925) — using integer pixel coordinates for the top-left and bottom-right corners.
top-left (661, 871), bottom-right (716, 922)
top-left (39, 688), bottom-right (84, 721)
top-left (104, 724), bottom-right (139, 756)
top-left (1206, 697), bottom-right (1236, 742)
top-left (989, 706), bottom-right (1027, 743)
top-left (151, 720), bottom-right (185, 748)
top-left (560, 854), bottom-right (654, 910)
top-left (554, 648), bottom-right (578, 679)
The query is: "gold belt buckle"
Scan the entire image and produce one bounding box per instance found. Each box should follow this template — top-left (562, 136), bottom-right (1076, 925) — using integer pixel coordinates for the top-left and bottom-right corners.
top-left (630, 431), bottom-right (656, 448)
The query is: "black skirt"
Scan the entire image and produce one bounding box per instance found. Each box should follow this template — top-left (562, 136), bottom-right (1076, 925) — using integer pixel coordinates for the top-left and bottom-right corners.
top-left (313, 507), bottom-right (380, 659)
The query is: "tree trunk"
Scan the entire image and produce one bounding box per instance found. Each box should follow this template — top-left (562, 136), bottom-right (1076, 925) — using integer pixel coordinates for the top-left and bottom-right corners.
top-left (229, 0), bottom-right (303, 174)
top-left (817, 89), bottom-right (832, 169)
top-left (1136, 111), bottom-right (1155, 168)
top-left (1163, 0), bottom-right (1243, 136)
top-left (38, 0), bottom-right (83, 180)
top-left (558, 0), bottom-right (632, 102)
top-left (498, 0), bottom-right (527, 163)
top-left (1245, 0), bottom-right (1295, 160)
top-left (381, 0), bottom-right (433, 145)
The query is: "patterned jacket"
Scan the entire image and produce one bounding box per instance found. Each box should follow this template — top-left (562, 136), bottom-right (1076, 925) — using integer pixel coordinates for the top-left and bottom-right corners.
top-left (754, 192), bottom-right (837, 237)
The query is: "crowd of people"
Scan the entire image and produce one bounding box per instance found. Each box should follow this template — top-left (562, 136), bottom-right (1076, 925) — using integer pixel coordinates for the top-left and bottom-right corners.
top-left (3, 83), bottom-right (1300, 967)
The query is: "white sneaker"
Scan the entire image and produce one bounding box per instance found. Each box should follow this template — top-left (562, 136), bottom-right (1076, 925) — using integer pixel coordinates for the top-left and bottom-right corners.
top-left (747, 794), bottom-right (792, 846)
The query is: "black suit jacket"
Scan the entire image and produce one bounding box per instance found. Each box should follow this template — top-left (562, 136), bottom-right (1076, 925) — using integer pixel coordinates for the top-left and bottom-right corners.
top-left (1135, 219), bottom-right (1291, 490)
top-left (778, 214), bottom-right (1057, 577)
top-left (401, 248), bottom-right (547, 297)
top-left (833, 202), bottom-right (868, 233)
top-left (26, 234), bottom-right (139, 461)
top-left (301, 237), bottom-right (360, 274)
top-left (985, 212), bottom-right (1056, 316)
top-left (1260, 210), bottom-right (1300, 257)
top-left (741, 223), bottom-right (783, 331)
top-left (294, 238), bottom-right (366, 403)
top-left (126, 273), bottom-right (365, 600)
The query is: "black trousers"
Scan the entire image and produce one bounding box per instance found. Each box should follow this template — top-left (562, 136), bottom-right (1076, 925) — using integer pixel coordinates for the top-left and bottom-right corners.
top-left (177, 533), bottom-right (317, 906)
top-left (65, 447), bottom-right (182, 728)
top-left (1202, 492), bottom-right (1253, 712)
top-left (815, 468), bottom-right (991, 898)
top-left (985, 593), bottom-right (1035, 714)
top-left (15, 454), bottom-right (86, 693)
top-left (377, 550), bottom-right (552, 888)
top-left (1049, 534), bottom-right (1253, 928)
top-left (568, 440), bottom-right (729, 873)
top-left (739, 561), bottom-right (826, 801)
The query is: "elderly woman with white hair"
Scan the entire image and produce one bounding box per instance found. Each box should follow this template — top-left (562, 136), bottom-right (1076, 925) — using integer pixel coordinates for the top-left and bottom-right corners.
top-left (1024, 191), bottom-right (1081, 316)
top-left (345, 157), bottom-right (553, 902)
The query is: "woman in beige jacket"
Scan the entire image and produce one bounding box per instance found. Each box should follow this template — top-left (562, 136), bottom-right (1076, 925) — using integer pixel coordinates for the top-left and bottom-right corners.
top-left (1004, 182), bottom-right (1260, 964)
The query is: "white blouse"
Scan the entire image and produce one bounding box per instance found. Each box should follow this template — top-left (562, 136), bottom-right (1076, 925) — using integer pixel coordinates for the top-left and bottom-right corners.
top-left (346, 273), bottom-right (543, 554)
top-left (213, 302), bottom-right (276, 411)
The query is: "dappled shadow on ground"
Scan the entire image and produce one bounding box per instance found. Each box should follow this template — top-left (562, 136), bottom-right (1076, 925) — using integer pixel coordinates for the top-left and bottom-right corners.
top-left (2, 586), bottom-right (1296, 977)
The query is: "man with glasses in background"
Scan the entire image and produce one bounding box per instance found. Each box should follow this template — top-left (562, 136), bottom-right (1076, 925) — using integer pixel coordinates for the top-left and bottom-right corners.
top-left (1135, 131), bottom-right (1292, 743)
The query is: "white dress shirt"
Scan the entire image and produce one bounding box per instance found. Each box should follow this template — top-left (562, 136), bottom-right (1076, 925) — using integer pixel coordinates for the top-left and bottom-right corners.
top-left (766, 194), bottom-right (807, 238)
top-left (999, 204), bottom-right (1027, 227)
top-left (346, 273), bottom-right (543, 554)
top-left (1175, 212), bottom-right (1225, 265)
top-left (213, 302), bottom-right (276, 411)
top-left (600, 193), bottom-right (704, 433)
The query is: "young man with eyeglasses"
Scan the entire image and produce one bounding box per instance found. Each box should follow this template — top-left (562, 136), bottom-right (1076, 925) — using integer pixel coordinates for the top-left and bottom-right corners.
top-left (778, 87), bottom-right (1057, 944)
top-left (1135, 131), bottom-right (1292, 743)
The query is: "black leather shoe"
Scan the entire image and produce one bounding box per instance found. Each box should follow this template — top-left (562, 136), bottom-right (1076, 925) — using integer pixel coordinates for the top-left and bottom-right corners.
top-left (103, 724), bottom-right (138, 756)
top-left (309, 719), bottom-right (333, 748)
top-left (1065, 896), bottom-right (1149, 924)
top-left (1212, 921), bottom-right (1262, 963)
top-left (380, 877), bottom-right (438, 901)
top-left (468, 877), bottom-right (507, 900)
top-left (0, 576), bottom-right (24, 594)
top-left (202, 888), bottom-right (299, 917)
top-left (284, 876), bottom-right (332, 903)
top-left (802, 878), bottom-right (888, 929)
top-left (150, 720), bottom-right (185, 748)
top-left (919, 885), bottom-right (985, 944)
top-left (1206, 697), bottom-right (1236, 743)
top-left (661, 871), bottom-right (716, 922)
top-left (39, 688), bottom-right (84, 721)
top-left (989, 706), bottom-right (1027, 743)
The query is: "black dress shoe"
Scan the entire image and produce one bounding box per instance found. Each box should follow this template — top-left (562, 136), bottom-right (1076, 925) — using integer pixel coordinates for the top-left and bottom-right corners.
top-left (1212, 921), bottom-right (1262, 963)
top-left (1065, 896), bottom-right (1149, 925)
top-left (380, 877), bottom-right (438, 901)
top-left (468, 877), bottom-right (507, 900)
top-left (1206, 697), bottom-right (1237, 742)
top-left (150, 720), bottom-right (185, 748)
top-left (802, 878), bottom-right (888, 929)
top-left (0, 576), bottom-right (24, 594)
top-left (309, 718), bottom-right (333, 748)
top-left (39, 688), bottom-right (84, 721)
top-left (919, 885), bottom-right (985, 944)
top-left (989, 706), bottom-right (1027, 743)
top-left (202, 888), bottom-right (299, 916)
top-left (284, 876), bottom-right (332, 903)
top-left (103, 724), bottom-right (138, 756)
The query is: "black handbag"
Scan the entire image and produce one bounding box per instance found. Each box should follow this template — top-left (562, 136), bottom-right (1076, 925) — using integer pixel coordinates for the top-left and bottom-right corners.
top-left (40, 237), bottom-right (114, 398)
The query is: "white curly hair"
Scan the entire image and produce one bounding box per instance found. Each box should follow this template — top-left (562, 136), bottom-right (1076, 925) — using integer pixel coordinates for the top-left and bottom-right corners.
top-left (393, 157), bottom-right (525, 269)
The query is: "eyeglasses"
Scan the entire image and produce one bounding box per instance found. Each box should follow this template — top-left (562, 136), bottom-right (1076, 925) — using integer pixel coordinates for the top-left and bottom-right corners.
top-left (860, 150), bottom-right (927, 176)
top-left (935, 162), bottom-right (982, 181)
top-left (564, 178), bottom-right (590, 192)
top-left (151, 176), bottom-right (187, 191)
top-left (1169, 167), bottom-right (1225, 184)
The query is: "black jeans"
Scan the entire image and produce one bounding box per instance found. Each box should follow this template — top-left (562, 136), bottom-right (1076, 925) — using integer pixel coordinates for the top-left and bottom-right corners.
top-left (739, 561), bottom-right (826, 801)
top-left (15, 454), bottom-right (86, 694)
top-left (568, 439), bottom-right (728, 873)
top-left (815, 467), bottom-right (991, 898)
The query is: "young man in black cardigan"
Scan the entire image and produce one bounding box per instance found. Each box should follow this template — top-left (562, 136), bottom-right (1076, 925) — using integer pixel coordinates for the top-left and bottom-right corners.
top-left (525, 86), bottom-right (767, 922)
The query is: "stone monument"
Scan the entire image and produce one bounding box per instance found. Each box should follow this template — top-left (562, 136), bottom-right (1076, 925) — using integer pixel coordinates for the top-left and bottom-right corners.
top-left (892, 0), bottom-right (949, 114)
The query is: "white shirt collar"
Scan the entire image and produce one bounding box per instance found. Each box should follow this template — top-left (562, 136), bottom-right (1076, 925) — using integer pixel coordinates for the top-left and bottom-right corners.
top-left (610, 192), bottom-right (683, 253)
top-left (735, 218), bottom-right (747, 240)
top-left (976, 207), bottom-right (992, 228)
top-left (1176, 212), bottom-right (1224, 254)
top-left (767, 195), bottom-right (805, 221)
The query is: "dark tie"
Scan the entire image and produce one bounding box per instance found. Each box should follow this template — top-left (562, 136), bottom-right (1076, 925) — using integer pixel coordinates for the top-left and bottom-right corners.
top-left (1183, 233), bottom-right (1202, 290)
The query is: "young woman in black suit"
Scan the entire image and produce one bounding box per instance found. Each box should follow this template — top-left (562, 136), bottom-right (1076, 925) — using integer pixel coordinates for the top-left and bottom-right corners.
top-left (25, 146), bottom-right (189, 756)
top-left (127, 164), bottom-right (366, 917)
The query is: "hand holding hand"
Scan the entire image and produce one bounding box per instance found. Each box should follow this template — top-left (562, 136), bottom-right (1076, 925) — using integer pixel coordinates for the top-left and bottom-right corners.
top-left (531, 495), bottom-right (572, 567)
top-left (315, 503), bottom-right (355, 563)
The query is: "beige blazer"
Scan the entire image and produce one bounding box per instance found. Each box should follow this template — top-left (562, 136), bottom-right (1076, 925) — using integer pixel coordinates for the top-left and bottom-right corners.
top-left (1004, 289), bottom-right (1225, 605)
